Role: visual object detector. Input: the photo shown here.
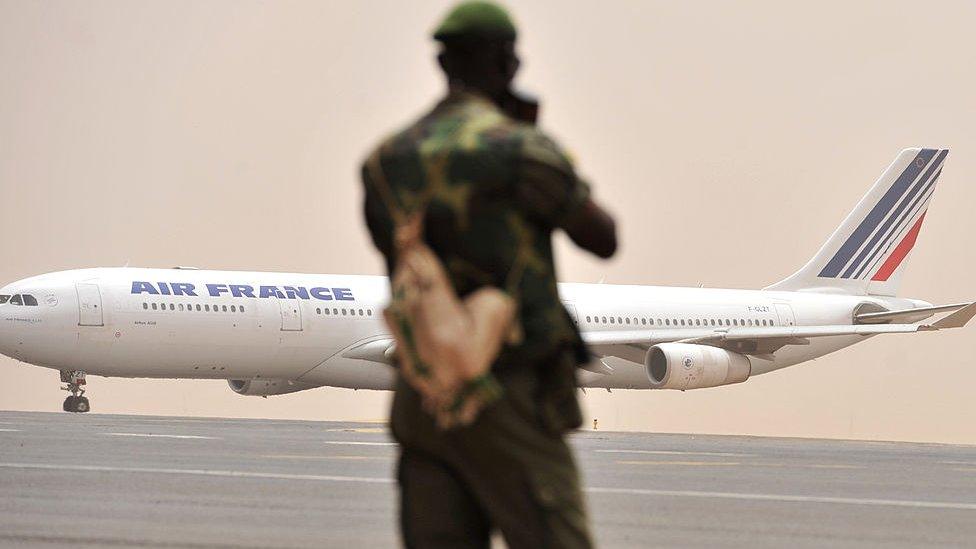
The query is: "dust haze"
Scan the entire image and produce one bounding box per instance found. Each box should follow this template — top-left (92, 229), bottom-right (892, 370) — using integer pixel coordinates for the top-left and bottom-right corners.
top-left (1, 0), bottom-right (974, 443)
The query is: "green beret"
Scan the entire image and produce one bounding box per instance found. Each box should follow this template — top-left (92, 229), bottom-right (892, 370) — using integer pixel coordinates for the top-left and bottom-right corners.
top-left (432, 1), bottom-right (517, 42)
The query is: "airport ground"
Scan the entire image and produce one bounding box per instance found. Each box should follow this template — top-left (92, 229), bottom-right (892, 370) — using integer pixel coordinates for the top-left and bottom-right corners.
top-left (0, 411), bottom-right (974, 548)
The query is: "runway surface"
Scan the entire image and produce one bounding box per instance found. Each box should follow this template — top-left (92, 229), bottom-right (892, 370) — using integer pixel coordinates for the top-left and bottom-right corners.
top-left (1, 411), bottom-right (974, 548)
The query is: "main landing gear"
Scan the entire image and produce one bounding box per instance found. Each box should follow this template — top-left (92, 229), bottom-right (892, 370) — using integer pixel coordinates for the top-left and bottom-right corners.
top-left (61, 370), bottom-right (90, 413)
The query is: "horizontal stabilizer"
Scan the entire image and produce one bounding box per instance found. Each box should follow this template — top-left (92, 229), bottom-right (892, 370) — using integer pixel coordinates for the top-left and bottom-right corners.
top-left (856, 302), bottom-right (973, 324)
top-left (932, 302), bottom-right (976, 329)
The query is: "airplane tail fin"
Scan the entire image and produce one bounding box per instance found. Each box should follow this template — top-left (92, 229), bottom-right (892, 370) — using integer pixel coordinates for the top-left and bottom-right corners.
top-left (766, 148), bottom-right (949, 297)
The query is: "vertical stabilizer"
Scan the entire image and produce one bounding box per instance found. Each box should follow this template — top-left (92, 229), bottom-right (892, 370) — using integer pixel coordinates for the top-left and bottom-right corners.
top-left (766, 148), bottom-right (948, 296)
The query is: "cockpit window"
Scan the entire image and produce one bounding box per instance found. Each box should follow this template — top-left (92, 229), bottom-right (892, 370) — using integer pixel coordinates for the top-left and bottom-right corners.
top-left (23, 294), bottom-right (38, 306)
top-left (9, 295), bottom-right (22, 305)
top-left (0, 295), bottom-right (9, 304)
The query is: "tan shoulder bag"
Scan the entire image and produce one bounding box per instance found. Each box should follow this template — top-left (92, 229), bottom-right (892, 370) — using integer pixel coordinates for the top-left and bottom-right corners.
top-left (366, 153), bottom-right (526, 429)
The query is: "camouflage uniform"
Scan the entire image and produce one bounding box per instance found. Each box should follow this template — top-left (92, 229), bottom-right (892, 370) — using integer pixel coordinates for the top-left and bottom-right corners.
top-left (363, 91), bottom-right (594, 548)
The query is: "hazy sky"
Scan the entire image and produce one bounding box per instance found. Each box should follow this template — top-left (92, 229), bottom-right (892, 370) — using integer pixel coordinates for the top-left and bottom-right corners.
top-left (1, 0), bottom-right (974, 443)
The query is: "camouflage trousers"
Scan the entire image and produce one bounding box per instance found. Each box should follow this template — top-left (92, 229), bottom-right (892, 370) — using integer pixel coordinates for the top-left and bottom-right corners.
top-left (390, 352), bottom-right (593, 549)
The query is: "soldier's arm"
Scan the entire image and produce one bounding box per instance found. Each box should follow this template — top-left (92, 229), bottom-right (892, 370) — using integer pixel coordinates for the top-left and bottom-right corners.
top-left (516, 130), bottom-right (617, 258)
top-left (563, 197), bottom-right (617, 259)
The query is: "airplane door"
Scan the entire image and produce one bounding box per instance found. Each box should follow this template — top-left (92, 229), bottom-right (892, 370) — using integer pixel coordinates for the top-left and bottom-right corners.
top-left (76, 283), bottom-right (104, 326)
top-left (563, 302), bottom-right (580, 327)
top-left (775, 303), bottom-right (796, 327)
top-left (279, 300), bottom-right (303, 331)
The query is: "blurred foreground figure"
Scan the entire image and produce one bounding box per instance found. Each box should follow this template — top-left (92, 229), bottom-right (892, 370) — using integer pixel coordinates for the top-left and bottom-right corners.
top-left (361, 2), bottom-right (616, 547)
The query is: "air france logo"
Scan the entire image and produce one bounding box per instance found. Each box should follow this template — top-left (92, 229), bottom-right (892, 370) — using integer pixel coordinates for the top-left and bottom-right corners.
top-left (130, 281), bottom-right (355, 301)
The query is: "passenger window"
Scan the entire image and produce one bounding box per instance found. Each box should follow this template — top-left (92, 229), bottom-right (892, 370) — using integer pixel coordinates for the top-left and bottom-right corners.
top-left (333, 308), bottom-right (338, 315)
top-left (240, 306), bottom-right (245, 313)
top-left (665, 319), bottom-right (670, 326)
top-left (231, 305), bottom-right (237, 312)
top-left (143, 303), bottom-right (148, 310)
top-left (196, 304), bottom-right (202, 311)
top-left (626, 318), bottom-right (631, 325)
top-left (222, 305), bottom-right (228, 312)
top-left (367, 310), bottom-right (372, 316)
top-left (178, 304), bottom-right (184, 311)
top-left (641, 318), bottom-right (647, 325)
top-left (151, 303), bottom-right (157, 310)
top-left (316, 308), bottom-right (321, 314)
top-left (586, 316), bottom-right (591, 322)
top-left (169, 304), bottom-right (174, 311)
top-left (359, 309), bottom-right (364, 316)
top-left (609, 317), bottom-right (615, 324)
top-left (205, 304), bottom-right (210, 312)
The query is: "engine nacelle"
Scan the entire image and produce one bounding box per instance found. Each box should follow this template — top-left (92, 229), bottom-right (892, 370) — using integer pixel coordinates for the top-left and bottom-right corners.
top-left (227, 378), bottom-right (317, 396)
top-left (644, 343), bottom-right (751, 390)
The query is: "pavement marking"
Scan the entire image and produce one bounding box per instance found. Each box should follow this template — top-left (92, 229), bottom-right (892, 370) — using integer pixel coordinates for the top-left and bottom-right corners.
top-left (597, 449), bottom-right (753, 457)
top-left (0, 429), bottom-right (21, 432)
top-left (0, 463), bottom-right (393, 485)
top-left (102, 433), bottom-right (216, 440)
top-left (617, 460), bottom-right (741, 467)
top-left (263, 454), bottom-right (387, 461)
top-left (752, 462), bottom-right (864, 470)
top-left (942, 460), bottom-right (976, 466)
top-left (325, 428), bottom-right (387, 434)
top-left (616, 459), bottom-right (863, 470)
top-left (585, 486), bottom-right (976, 511)
top-left (2, 462), bottom-right (975, 511)
top-left (322, 441), bottom-right (396, 447)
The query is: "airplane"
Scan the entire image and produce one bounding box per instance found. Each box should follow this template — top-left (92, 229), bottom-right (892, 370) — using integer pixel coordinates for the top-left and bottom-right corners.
top-left (1, 148), bottom-right (972, 413)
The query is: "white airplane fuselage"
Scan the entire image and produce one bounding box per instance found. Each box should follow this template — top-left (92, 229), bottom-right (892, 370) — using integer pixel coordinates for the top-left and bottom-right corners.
top-left (0, 267), bottom-right (928, 392)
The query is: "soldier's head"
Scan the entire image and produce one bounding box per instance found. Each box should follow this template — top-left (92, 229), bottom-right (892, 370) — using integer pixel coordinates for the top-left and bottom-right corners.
top-left (433, 1), bottom-right (519, 102)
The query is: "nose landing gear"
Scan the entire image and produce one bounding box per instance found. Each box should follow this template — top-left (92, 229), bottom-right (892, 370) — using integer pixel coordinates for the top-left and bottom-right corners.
top-left (60, 370), bottom-right (90, 413)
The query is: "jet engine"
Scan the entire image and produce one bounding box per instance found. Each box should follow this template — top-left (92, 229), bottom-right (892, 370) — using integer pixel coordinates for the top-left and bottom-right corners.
top-left (644, 343), bottom-right (751, 390)
top-left (227, 378), bottom-right (317, 396)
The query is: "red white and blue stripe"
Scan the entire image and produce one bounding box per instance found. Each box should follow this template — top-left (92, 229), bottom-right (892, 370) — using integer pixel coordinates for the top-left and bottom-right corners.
top-left (818, 148), bottom-right (948, 282)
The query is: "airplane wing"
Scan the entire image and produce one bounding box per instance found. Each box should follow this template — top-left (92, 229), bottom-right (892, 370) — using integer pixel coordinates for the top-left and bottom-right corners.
top-left (585, 302), bottom-right (976, 360)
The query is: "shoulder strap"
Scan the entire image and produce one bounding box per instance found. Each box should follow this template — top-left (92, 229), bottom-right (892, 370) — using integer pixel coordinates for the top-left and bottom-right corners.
top-left (366, 151), bottom-right (409, 227)
top-left (367, 146), bottom-right (528, 295)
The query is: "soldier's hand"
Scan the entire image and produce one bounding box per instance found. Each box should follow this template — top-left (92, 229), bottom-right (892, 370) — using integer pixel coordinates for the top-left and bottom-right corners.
top-left (563, 199), bottom-right (617, 259)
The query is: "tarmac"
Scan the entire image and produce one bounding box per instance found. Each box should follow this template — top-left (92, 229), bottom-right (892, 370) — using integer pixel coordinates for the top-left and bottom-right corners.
top-left (1, 411), bottom-right (974, 548)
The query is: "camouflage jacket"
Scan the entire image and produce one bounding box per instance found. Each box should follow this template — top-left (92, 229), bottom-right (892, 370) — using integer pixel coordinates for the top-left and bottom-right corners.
top-left (362, 91), bottom-right (590, 370)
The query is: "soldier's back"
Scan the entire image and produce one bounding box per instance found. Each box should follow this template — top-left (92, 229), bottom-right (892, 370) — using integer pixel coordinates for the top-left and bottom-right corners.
top-left (364, 91), bottom-right (588, 371)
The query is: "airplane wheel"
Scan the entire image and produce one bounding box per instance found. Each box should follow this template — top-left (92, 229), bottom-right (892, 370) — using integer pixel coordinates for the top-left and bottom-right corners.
top-left (63, 396), bottom-right (77, 412)
top-left (75, 397), bottom-right (90, 413)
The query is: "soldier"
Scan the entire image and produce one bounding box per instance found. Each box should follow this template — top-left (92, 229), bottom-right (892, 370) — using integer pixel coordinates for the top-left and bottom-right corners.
top-left (361, 2), bottom-right (617, 547)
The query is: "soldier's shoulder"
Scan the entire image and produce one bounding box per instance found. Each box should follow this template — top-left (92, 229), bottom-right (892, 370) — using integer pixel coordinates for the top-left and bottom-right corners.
top-left (513, 125), bottom-right (574, 174)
